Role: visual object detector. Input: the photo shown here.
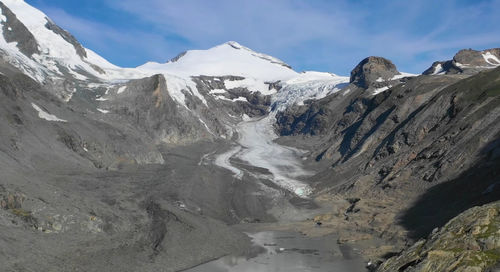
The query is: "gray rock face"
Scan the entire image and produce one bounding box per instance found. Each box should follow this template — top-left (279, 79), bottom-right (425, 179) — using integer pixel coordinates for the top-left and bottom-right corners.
top-left (454, 48), bottom-right (486, 66)
top-left (422, 60), bottom-right (462, 75)
top-left (350, 56), bottom-right (400, 88)
top-left (0, 2), bottom-right (40, 57)
top-left (100, 74), bottom-right (218, 145)
top-left (193, 75), bottom-right (272, 117)
top-left (169, 51), bottom-right (186, 62)
top-left (44, 18), bottom-right (87, 59)
top-left (277, 65), bottom-right (500, 183)
top-left (275, 65), bottom-right (500, 264)
top-left (423, 48), bottom-right (500, 75)
top-left (377, 202), bottom-right (500, 272)
top-left (275, 55), bottom-right (412, 137)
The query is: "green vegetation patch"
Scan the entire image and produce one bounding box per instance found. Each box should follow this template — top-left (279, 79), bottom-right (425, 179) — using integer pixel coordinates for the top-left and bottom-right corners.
top-left (464, 249), bottom-right (500, 267)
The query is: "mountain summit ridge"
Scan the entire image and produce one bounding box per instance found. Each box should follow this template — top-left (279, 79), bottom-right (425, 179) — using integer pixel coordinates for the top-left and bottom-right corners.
top-left (423, 47), bottom-right (500, 75)
top-left (136, 41), bottom-right (297, 82)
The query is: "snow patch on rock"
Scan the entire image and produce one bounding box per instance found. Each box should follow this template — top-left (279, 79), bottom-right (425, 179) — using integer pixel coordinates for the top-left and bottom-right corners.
top-left (31, 103), bottom-right (66, 122)
top-left (373, 86), bottom-right (391, 95)
top-left (224, 78), bottom-right (275, 95)
top-left (163, 73), bottom-right (208, 108)
top-left (391, 72), bottom-right (417, 80)
top-left (432, 64), bottom-right (445, 75)
top-left (0, 7), bottom-right (6, 22)
top-left (209, 89), bottom-right (227, 94)
top-left (117, 86), bottom-right (127, 94)
top-left (483, 52), bottom-right (500, 66)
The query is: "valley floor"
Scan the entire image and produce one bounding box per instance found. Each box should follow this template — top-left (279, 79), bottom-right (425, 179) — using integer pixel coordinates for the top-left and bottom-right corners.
top-left (184, 115), bottom-right (369, 271)
top-left (0, 128), bottom-right (369, 272)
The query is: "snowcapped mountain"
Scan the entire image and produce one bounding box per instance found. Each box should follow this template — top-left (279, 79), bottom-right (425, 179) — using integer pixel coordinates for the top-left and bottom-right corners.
top-left (0, 0), bottom-right (354, 117)
top-left (0, 0), bottom-right (112, 81)
top-left (138, 41), bottom-right (297, 81)
top-left (136, 41), bottom-right (310, 106)
top-left (0, 0), bottom-right (357, 155)
top-left (0, 0), bottom-right (485, 145)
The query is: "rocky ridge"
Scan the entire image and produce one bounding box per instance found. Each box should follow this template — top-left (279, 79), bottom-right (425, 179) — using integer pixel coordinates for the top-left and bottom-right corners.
top-left (423, 48), bottom-right (500, 75)
top-left (274, 52), bottom-right (500, 269)
top-left (350, 56), bottom-right (400, 88)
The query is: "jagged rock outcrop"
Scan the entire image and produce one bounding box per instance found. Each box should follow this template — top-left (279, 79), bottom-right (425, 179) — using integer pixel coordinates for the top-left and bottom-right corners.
top-left (275, 56), bottom-right (413, 136)
top-left (422, 60), bottom-right (462, 75)
top-left (377, 202), bottom-right (500, 272)
top-left (0, 2), bottom-right (40, 57)
top-left (350, 56), bottom-right (400, 88)
top-left (423, 48), bottom-right (500, 75)
top-left (454, 48), bottom-right (500, 66)
top-left (44, 18), bottom-right (87, 59)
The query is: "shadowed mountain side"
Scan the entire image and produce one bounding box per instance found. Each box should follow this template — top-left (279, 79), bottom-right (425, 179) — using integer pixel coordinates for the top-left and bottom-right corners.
top-left (399, 135), bottom-right (500, 240)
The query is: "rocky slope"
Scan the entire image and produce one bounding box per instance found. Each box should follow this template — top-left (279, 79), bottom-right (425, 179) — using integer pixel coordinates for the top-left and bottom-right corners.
top-left (0, 61), bottom-right (263, 271)
top-left (275, 49), bottom-right (500, 269)
top-left (377, 201), bottom-right (500, 272)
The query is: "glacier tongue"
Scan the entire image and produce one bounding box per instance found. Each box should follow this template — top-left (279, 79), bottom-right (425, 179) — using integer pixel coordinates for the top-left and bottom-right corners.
top-left (272, 71), bottom-right (349, 111)
top-left (214, 113), bottom-right (313, 197)
top-left (236, 113), bottom-right (313, 196)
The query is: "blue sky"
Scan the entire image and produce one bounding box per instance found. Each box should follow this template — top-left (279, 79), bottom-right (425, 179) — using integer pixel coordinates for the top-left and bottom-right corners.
top-left (25, 0), bottom-right (500, 75)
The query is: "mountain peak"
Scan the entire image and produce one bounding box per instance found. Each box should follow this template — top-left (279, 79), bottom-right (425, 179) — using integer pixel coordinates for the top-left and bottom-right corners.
top-left (350, 56), bottom-right (400, 88)
top-left (225, 41), bottom-right (243, 49)
top-left (222, 41), bottom-right (292, 69)
top-left (423, 48), bottom-right (500, 75)
top-left (138, 41), bottom-right (296, 81)
top-left (0, 0), bottom-right (108, 81)
top-left (454, 48), bottom-right (500, 67)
